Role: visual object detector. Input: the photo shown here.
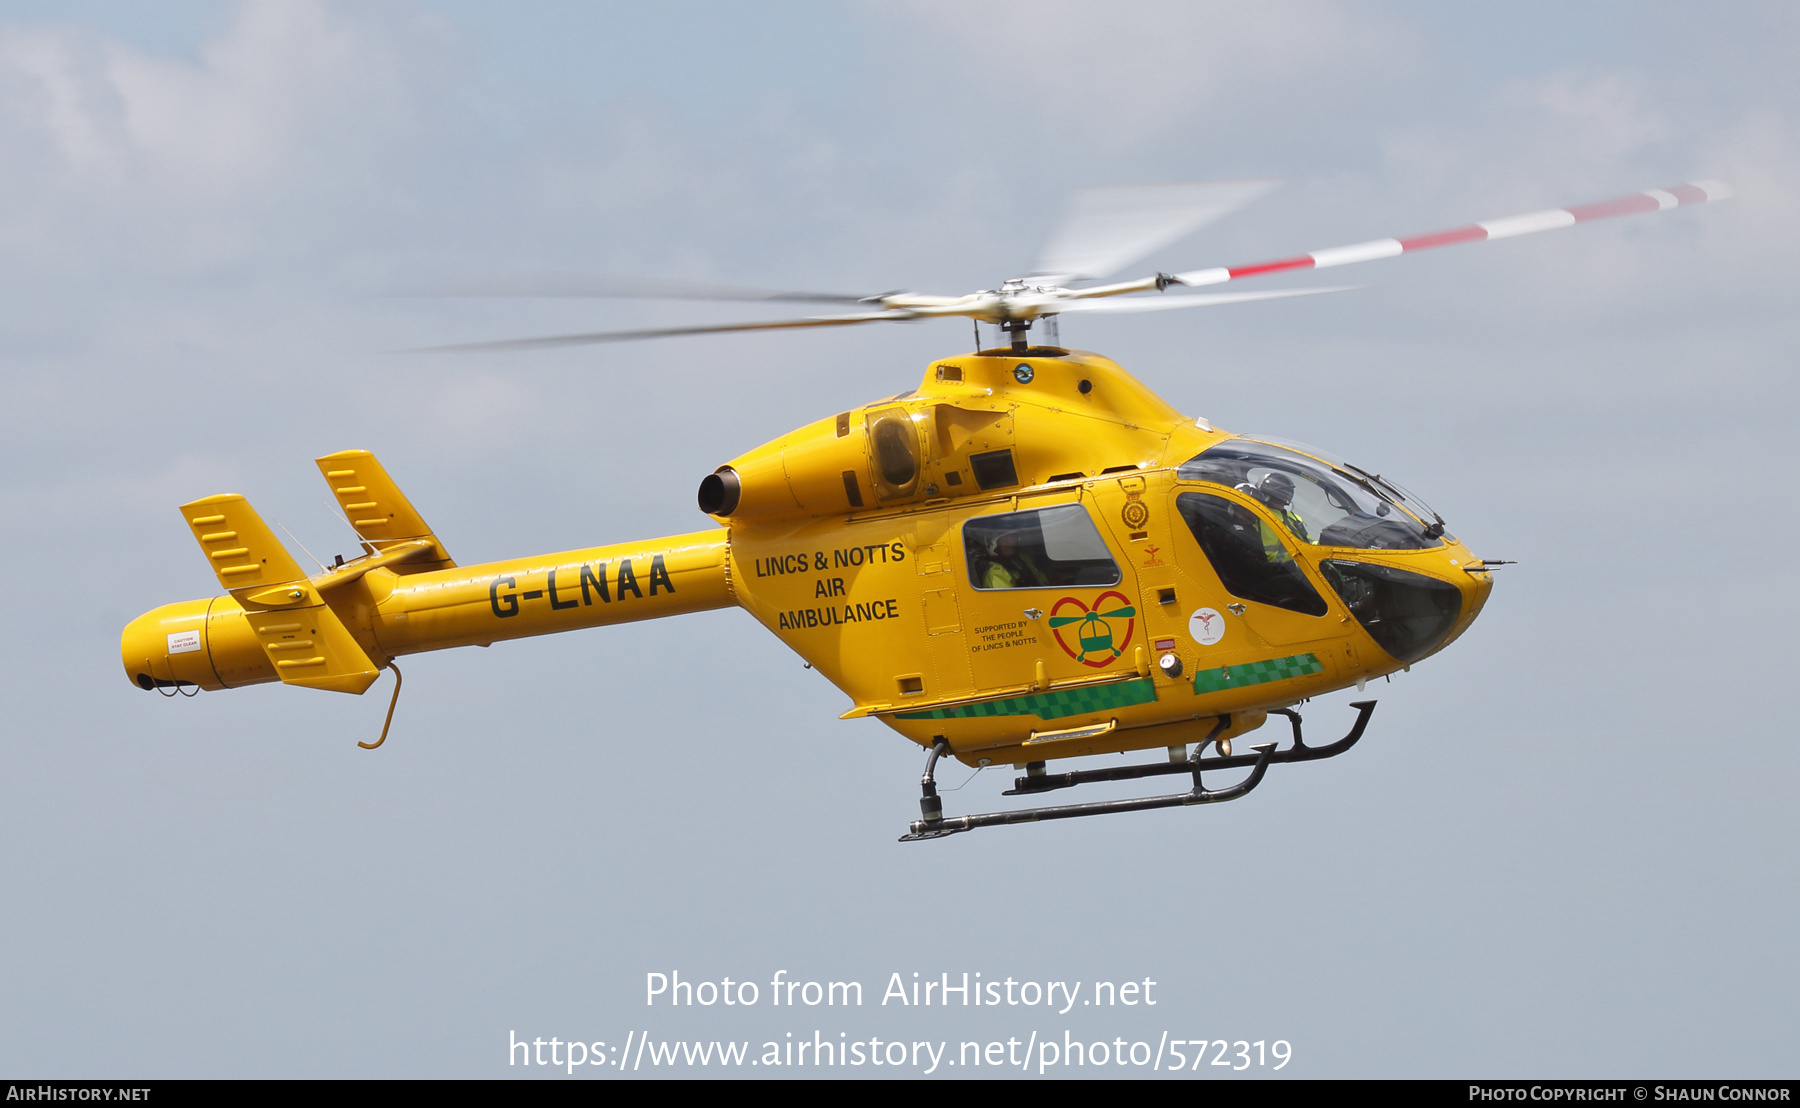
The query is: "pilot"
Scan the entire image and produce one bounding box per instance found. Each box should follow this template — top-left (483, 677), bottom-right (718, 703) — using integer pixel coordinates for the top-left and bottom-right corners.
top-left (981, 531), bottom-right (1042, 589)
top-left (1249, 472), bottom-right (1310, 560)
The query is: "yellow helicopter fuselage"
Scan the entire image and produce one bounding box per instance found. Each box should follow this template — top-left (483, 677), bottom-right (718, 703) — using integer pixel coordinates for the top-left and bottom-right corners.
top-left (122, 348), bottom-right (1491, 770)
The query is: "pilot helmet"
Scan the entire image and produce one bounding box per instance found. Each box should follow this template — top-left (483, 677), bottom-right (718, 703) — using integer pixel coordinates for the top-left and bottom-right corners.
top-left (1257, 471), bottom-right (1296, 508)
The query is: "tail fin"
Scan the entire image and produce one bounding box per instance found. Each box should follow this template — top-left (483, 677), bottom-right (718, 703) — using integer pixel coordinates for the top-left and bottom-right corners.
top-left (315, 450), bottom-right (454, 573)
top-left (182, 493), bottom-right (310, 596)
top-left (179, 494), bottom-right (381, 694)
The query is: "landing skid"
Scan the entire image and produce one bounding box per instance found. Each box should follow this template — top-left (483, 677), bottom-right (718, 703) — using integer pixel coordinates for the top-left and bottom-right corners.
top-left (898, 701), bottom-right (1376, 842)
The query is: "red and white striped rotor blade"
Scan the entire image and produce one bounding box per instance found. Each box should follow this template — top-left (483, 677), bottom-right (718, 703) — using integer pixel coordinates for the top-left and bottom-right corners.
top-left (1051, 286), bottom-right (1356, 314)
top-left (1170, 180), bottom-right (1731, 288)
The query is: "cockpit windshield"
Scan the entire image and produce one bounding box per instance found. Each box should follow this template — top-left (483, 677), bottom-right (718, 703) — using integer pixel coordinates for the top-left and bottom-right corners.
top-left (1254, 436), bottom-right (1444, 531)
top-left (1177, 438), bottom-right (1444, 550)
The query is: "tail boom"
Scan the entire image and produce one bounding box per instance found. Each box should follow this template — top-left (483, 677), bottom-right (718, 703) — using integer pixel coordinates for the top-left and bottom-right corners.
top-left (122, 529), bottom-right (733, 694)
top-left (373, 529), bottom-right (732, 655)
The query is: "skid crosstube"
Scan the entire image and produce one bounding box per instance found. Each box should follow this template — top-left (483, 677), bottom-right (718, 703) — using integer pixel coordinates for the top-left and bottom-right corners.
top-left (898, 700), bottom-right (1376, 842)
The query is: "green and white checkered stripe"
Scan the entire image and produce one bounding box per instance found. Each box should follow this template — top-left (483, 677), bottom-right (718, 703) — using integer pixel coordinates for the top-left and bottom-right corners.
top-left (894, 677), bottom-right (1158, 722)
top-left (1191, 653), bottom-right (1324, 695)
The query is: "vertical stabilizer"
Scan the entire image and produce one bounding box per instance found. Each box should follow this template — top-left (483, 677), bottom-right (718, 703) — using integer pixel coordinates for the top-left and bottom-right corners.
top-left (177, 494), bottom-right (382, 694)
top-left (315, 451), bottom-right (454, 573)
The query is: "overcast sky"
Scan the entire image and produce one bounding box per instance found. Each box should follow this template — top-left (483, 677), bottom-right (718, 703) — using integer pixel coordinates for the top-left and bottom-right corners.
top-left (1, 0), bottom-right (1794, 1079)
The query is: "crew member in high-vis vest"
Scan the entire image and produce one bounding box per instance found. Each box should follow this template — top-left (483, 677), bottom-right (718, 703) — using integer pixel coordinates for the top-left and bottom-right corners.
top-left (981, 530), bottom-right (1044, 588)
top-left (1253, 472), bottom-right (1310, 562)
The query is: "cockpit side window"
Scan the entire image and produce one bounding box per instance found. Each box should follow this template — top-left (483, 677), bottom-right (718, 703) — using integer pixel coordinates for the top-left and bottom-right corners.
top-left (963, 504), bottom-right (1121, 590)
top-left (1176, 492), bottom-right (1329, 616)
top-left (1178, 439), bottom-right (1442, 550)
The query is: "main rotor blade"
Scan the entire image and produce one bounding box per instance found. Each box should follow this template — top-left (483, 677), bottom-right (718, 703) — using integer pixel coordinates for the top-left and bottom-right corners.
top-left (1050, 286), bottom-right (1357, 314)
top-left (409, 310), bottom-right (918, 353)
top-left (394, 272), bottom-right (869, 304)
top-left (1034, 179), bottom-right (1280, 282)
top-left (1168, 180), bottom-right (1732, 289)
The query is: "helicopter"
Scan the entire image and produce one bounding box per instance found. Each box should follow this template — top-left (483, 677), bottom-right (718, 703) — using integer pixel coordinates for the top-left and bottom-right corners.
top-left (120, 178), bottom-right (1729, 840)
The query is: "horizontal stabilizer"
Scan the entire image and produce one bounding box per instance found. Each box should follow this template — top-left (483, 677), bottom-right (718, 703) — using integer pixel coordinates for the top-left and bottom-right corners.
top-left (315, 450), bottom-right (454, 573)
top-left (243, 601), bottom-right (381, 695)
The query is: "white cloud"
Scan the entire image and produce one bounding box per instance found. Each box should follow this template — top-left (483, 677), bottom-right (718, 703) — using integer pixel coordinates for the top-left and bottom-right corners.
top-left (102, 2), bottom-right (387, 196)
top-left (1527, 71), bottom-right (1668, 162)
top-left (1342, 61), bottom-right (1798, 318)
top-left (874, 0), bottom-right (1406, 145)
top-left (0, 27), bottom-right (124, 176)
top-left (0, 1), bottom-right (459, 276)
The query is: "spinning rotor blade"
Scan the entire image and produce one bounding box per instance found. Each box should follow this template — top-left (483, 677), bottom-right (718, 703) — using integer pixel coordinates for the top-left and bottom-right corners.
top-left (1050, 286), bottom-right (1356, 314)
top-left (410, 309), bottom-right (918, 353)
top-left (1034, 179), bottom-right (1280, 282)
top-left (1167, 180), bottom-right (1732, 289)
top-left (395, 273), bottom-right (868, 304)
top-left (408, 179), bottom-right (1728, 353)
top-left (411, 287), bottom-right (1354, 353)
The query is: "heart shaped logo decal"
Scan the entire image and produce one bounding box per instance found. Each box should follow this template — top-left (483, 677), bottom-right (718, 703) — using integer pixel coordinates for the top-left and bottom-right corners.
top-left (1048, 591), bottom-right (1137, 668)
